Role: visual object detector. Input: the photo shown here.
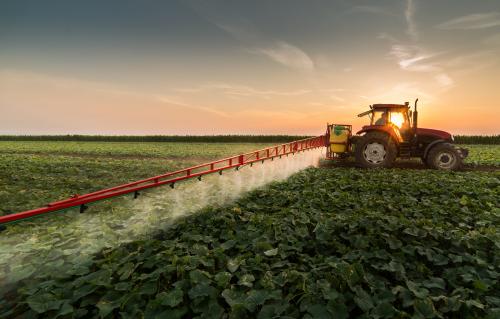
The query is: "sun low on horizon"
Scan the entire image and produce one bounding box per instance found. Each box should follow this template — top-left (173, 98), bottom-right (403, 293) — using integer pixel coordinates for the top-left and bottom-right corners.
top-left (1, 0), bottom-right (499, 136)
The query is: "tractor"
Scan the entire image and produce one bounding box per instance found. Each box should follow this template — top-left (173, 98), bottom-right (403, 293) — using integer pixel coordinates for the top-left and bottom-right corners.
top-left (326, 99), bottom-right (468, 170)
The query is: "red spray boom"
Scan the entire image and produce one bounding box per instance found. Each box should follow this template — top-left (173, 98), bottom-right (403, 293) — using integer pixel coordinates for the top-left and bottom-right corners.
top-left (0, 136), bottom-right (326, 230)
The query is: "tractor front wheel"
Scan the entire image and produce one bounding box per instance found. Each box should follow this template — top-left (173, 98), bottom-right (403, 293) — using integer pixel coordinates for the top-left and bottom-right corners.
top-left (355, 132), bottom-right (397, 168)
top-left (427, 143), bottom-right (462, 170)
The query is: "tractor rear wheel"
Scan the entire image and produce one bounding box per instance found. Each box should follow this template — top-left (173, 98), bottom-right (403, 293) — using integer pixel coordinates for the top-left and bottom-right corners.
top-left (427, 143), bottom-right (462, 170)
top-left (421, 156), bottom-right (430, 167)
top-left (355, 131), bottom-right (397, 168)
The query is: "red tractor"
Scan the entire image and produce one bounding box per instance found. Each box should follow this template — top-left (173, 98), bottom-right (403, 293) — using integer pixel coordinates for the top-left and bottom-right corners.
top-left (327, 99), bottom-right (468, 170)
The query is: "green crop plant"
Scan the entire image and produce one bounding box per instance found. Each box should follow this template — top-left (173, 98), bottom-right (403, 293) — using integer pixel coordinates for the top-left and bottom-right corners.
top-left (1, 167), bottom-right (498, 318)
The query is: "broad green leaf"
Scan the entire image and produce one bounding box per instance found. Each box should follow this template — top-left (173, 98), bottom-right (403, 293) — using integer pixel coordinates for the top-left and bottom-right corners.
top-left (221, 240), bottom-right (236, 250)
top-left (227, 258), bottom-right (242, 273)
top-left (414, 298), bottom-right (436, 318)
top-left (306, 304), bottom-right (331, 318)
top-left (473, 280), bottom-right (489, 292)
top-left (96, 291), bottom-right (124, 318)
top-left (465, 299), bottom-right (485, 309)
top-left (10, 265), bottom-right (37, 282)
top-left (189, 269), bottom-right (211, 284)
top-left (354, 287), bottom-right (374, 311)
top-left (214, 271), bottom-right (232, 288)
top-left (264, 248), bottom-right (278, 256)
top-left (26, 293), bottom-right (64, 314)
top-left (96, 300), bottom-right (119, 318)
top-left (371, 302), bottom-right (396, 318)
top-left (55, 302), bottom-right (74, 317)
top-left (422, 277), bottom-right (446, 290)
top-left (238, 274), bottom-right (255, 288)
top-left (188, 283), bottom-right (215, 299)
top-left (244, 290), bottom-right (280, 312)
top-left (221, 288), bottom-right (246, 308)
top-left (327, 300), bottom-right (348, 319)
top-left (139, 281), bottom-right (157, 295)
top-left (407, 281), bottom-right (429, 299)
top-left (72, 284), bottom-right (98, 301)
top-left (158, 288), bottom-right (184, 307)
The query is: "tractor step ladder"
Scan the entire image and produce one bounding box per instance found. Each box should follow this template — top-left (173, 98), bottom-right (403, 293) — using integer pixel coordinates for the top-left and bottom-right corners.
top-left (399, 141), bottom-right (412, 158)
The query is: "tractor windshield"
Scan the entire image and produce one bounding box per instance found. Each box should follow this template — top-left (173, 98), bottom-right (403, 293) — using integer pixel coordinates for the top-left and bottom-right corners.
top-left (372, 110), bottom-right (387, 125)
top-left (389, 112), bottom-right (405, 128)
top-left (389, 110), bottom-right (410, 129)
top-left (371, 109), bottom-right (409, 129)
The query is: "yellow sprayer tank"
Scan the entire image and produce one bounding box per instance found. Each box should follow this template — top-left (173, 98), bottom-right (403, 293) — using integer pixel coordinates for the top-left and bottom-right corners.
top-left (329, 124), bottom-right (351, 153)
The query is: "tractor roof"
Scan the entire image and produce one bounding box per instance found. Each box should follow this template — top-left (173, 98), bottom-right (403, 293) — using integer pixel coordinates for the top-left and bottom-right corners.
top-left (358, 103), bottom-right (410, 117)
top-left (372, 103), bottom-right (409, 109)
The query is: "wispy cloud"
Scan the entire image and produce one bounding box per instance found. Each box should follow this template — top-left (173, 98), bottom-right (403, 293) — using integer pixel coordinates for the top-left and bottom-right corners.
top-left (214, 22), bottom-right (258, 42)
top-left (188, 4), bottom-right (315, 73)
top-left (405, 0), bottom-right (418, 41)
top-left (435, 73), bottom-right (454, 88)
top-left (252, 41), bottom-right (315, 72)
top-left (367, 83), bottom-right (434, 102)
top-left (442, 51), bottom-right (499, 73)
top-left (377, 33), bottom-right (398, 43)
top-left (0, 69), bottom-right (145, 98)
top-left (330, 95), bottom-right (345, 102)
top-left (155, 95), bottom-right (230, 117)
top-left (349, 5), bottom-right (396, 16)
top-left (175, 83), bottom-right (311, 98)
top-left (321, 88), bottom-right (346, 93)
top-left (436, 12), bottom-right (500, 30)
top-left (389, 45), bottom-right (442, 72)
top-left (0, 69), bottom-right (232, 119)
top-left (238, 108), bottom-right (326, 121)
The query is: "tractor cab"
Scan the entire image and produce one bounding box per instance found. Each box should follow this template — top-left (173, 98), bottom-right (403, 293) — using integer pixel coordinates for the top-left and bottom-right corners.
top-left (358, 103), bottom-right (413, 141)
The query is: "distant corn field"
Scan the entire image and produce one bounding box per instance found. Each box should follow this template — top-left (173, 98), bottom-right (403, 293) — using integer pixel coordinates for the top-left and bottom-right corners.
top-left (453, 135), bottom-right (500, 145)
top-left (0, 135), bottom-right (311, 143)
top-left (0, 134), bottom-right (498, 144)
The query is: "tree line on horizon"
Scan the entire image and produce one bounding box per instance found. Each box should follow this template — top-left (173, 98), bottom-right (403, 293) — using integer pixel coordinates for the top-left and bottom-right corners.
top-left (0, 134), bottom-right (498, 144)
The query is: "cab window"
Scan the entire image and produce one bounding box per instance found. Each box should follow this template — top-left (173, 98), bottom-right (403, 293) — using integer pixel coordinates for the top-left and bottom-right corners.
top-left (372, 110), bottom-right (387, 125)
top-left (389, 111), bottom-right (409, 129)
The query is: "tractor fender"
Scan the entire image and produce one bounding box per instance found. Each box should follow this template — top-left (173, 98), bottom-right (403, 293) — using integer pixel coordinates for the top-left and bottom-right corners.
top-left (356, 126), bottom-right (403, 143)
top-left (423, 139), bottom-right (446, 159)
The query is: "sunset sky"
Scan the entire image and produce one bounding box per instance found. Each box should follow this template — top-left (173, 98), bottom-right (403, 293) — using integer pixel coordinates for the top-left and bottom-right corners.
top-left (1, 0), bottom-right (499, 135)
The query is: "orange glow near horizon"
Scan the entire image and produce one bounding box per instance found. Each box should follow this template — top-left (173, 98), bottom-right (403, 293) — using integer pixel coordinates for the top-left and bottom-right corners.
top-left (0, 69), bottom-right (499, 135)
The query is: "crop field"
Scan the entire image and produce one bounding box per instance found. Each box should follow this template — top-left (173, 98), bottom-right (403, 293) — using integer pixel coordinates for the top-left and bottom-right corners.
top-left (463, 145), bottom-right (500, 166)
top-left (0, 142), bottom-right (273, 215)
top-left (0, 142), bottom-right (499, 318)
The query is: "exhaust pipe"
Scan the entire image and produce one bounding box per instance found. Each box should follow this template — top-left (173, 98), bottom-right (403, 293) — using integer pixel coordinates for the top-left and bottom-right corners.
top-left (413, 98), bottom-right (419, 134)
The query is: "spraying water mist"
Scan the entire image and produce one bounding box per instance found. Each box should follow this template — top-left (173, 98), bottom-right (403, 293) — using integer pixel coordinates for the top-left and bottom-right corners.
top-left (0, 148), bottom-right (323, 291)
